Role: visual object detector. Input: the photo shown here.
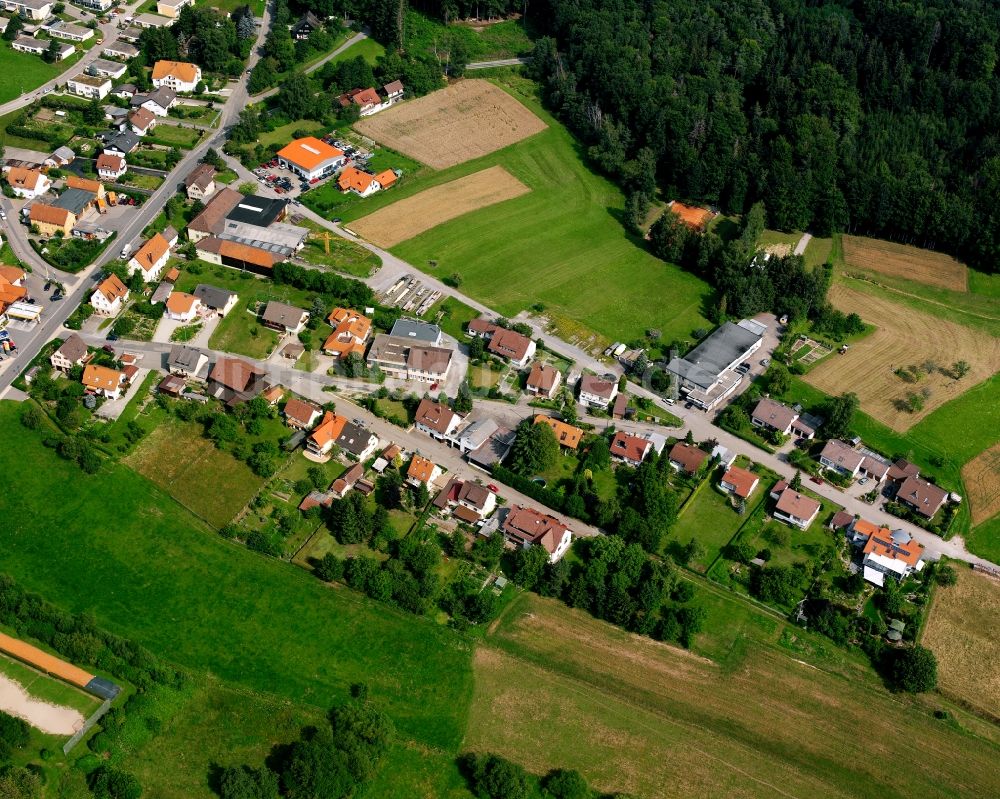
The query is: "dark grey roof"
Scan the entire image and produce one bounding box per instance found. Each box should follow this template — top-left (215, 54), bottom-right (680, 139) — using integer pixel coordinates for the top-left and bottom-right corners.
top-left (53, 188), bottom-right (93, 216)
top-left (225, 195), bottom-right (287, 227)
top-left (55, 334), bottom-right (88, 363)
top-left (390, 318), bottom-right (441, 343)
top-left (467, 426), bottom-right (515, 468)
top-left (261, 301), bottom-right (306, 329)
top-left (193, 283), bottom-right (235, 310)
top-left (168, 344), bottom-right (204, 371)
top-left (105, 130), bottom-right (139, 153)
top-left (336, 421), bottom-right (374, 456)
top-left (145, 87), bottom-right (176, 109)
top-left (667, 321), bottom-right (762, 390)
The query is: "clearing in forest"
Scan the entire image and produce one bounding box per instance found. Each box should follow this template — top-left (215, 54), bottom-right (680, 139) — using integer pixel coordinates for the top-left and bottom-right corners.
top-left (349, 166), bottom-right (529, 247)
top-left (962, 442), bottom-right (1000, 526)
top-left (354, 79), bottom-right (547, 169)
top-left (842, 235), bottom-right (968, 292)
top-left (805, 284), bottom-right (1000, 431)
top-left (923, 567), bottom-right (1000, 718)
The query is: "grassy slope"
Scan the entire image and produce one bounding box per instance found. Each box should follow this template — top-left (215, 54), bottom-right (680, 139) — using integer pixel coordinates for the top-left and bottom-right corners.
top-left (0, 45), bottom-right (85, 106)
top-left (470, 593), bottom-right (1000, 799)
top-left (361, 75), bottom-right (712, 347)
top-left (0, 403), bottom-right (472, 756)
top-left (329, 36), bottom-right (386, 66)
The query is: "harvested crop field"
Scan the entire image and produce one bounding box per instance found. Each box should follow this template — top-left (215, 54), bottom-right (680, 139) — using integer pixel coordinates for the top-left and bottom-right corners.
top-left (924, 568), bottom-right (1000, 718)
top-left (349, 166), bottom-right (529, 247)
top-left (354, 79), bottom-right (547, 169)
top-left (842, 235), bottom-right (968, 291)
top-left (469, 593), bottom-right (1000, 798)
top-left (962, 442), bottom-right (1000, 526)
top-left (805, 284), bottom-right (1000, 430)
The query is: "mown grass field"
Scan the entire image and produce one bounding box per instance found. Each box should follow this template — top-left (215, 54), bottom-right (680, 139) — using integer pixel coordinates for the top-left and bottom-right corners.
top-left (670, 479), bottom-right (770, 571)
top-left (922, 567), bottom-right (1000, 719)
top-left (471, 592), bottom-right (1000, 799)
top-left (0, 45), bottom-right (84, 105)
top-left (0, 402), bottom-right (473, 758)
top-left (341, 75), bottom-right (713, 350)
top-left (123, 416), bottom-right (269, 528)
top-left (328, 36), bottom-right (385, 66)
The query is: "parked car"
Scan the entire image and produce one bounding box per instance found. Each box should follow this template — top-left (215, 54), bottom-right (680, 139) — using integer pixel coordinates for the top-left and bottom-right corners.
top-left (760, 358), bottom-right (770, 367)
top-left (487, 484), bottom-right (499, 494)
top-left (810, 476), bottom-right (823, 485)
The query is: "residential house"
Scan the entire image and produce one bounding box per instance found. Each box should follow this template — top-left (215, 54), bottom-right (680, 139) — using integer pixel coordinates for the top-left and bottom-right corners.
top-left (339, 87), bottom-right (383, 116)
top-left (117, 26), bottom-right (144, 43)
top-left (307, 411), bottom-right (348, 456)
top-left (283, 398), bottom-right (322, 430)
top-left (896, 475), bottom-right (949, 519)
top-left (276, 137), bottom-right (345, 181)
top-left (337, 167), bottom-right (383, 197)
top-left (104, 41), bottom-right (140, 60)
top-left (406, 455), bottom-right (441, 488)
top-left (134, 11), bottom-right (176, 28)
top-left (76, 0), bottom-right (114, 10)
top-left (772, 485), bottom-right (821, 530)
top-left (526, 361), bottom-right (561, 398)
top-left (383, 80), bottom-right (404, 104)
top-left (331, 463), bottom-right (365, 499)
top-left (67, 74), bottom-right (112, 100)
top-left (2, 0), bottom-right (53, 21)
top-left (96, 153), bottom-right (126, 181)
top-left (290, 11), bottom-right (321, 39)
top-left (501, 505), bottom-right (573, 563)
top-left (49, 334), bottom-right (90, 373)
top-left (82, 364), bottom-right (126, 399)
top-left (164, 291), bottom-right (200, 322)
top-left (129, 107), bottom-right (156, 136)
top-left (46, 146), bottom-right (75, 168)
top-left (29, 204), bottom-right (75, 236)
top-left (611, 393), bottom-right (629, 420)
top-left (11, 36), bottom-right (74, 60)
top-left (534, 415), bottom-right (583, 450)
top-left (366, 334), bottom-right (453, 383)
top-left (489, 328), bottom-right (535, 367)
top-left (261, 301), bottom-right (308, 335)
top-left (336, 421), bottom-right (378, 460)
top-left (133, 87), bottom-right (177, 116)
top-left (719, 466), bottom-right (760, 499)
top-left (414, 398), bottom-right (461, 441)
top-left (610, 431), bottom-right (654, 467)
top-left (668, 442), bottom-right (709, 475)
top-left (452, 417), bottom-right (499, 454)
top-left (90, 274), bottom-right (129, 315)
top-left (41, 20), bottom-right (93, 42)
top-left (467, 426), bottom-right (516, 471)
top-left (156, 0), bottom-right (193, 18)
top-left (434, 478), bottom-right (496, 520)
top-left (207, 357), bottom-right (266, 404)
top-left (102, 130), bottom-right (140, 157)
top-left (167, 344), bottom-right (207, 379)
top-left (192, 284), bottom-right (237, 317)
top-left (579, 374), bottom-right (618, 409)
top-left (323, 307), bottom-right (371, 359)
top-left (184, 163), bottom-right (217, 202)
top-left (128, 233), bottom-right (171, 282)
top-left (751, 397), bottom-right (816, 439)
top-left (88, 58), bottom-right (128, 79)
top-left (151, 59), bottom-right (201, 92)
top-left (844, 518), bottom-right (925, 586)
top-left (4, 167), bottom-right (50, 199)
top-left (819, 439), bottom-right (865, 477)
top-left (887, 459), bottom-right (921, 487)
top-left (0, 266), bottom-right (26, 314)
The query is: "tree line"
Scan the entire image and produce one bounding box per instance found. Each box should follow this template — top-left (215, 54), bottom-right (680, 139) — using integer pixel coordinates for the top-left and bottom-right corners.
top-left (523, 0), bottom-right (1000, 271)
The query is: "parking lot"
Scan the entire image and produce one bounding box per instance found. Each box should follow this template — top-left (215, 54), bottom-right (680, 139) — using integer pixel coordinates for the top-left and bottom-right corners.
top-left (378, 273), bottom-right (442, 316)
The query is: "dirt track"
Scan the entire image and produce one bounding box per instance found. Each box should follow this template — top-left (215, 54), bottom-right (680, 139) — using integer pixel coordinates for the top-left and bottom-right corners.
top-left (354, 80), bottom-right (547, 169)
top-left (0, 675), bottom-right (85, 735)
top-left (349, 166), bottom-right (529, 247)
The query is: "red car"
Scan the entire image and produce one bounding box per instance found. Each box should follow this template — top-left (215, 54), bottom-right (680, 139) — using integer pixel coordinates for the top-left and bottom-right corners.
top-left (309, 178), bottom-right (319, 184)
top-left (429, 382), bottom-right (438, 390)
top-left (487, 484), bottom-right (499, 494)
top-left (810, 476), bottom-right (823, 485)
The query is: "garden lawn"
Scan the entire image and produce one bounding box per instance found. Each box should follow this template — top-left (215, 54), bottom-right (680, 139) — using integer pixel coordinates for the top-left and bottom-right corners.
top-left (348, 75), bottom-right (713, 348)
top-left (329, 36), bottom-right (385, 66)
top-left (423, 296), bottom-right (479, 341)
top-left (257, 119), bottom-right (326, 149)
top-left (0, 401), bottom-right (473, 754)
top-left (148, 124), bottom-right (203, 148)
top-left (671, 482), bottom-right (760, 571)
top-left (0, 46), bottom-right (83, 105)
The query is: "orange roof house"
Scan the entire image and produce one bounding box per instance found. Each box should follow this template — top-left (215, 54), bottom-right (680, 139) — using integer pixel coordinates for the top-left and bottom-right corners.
top-left (374, 169), bottom-right (397, 189)
top-left (66, 175), bottom-right (104, 196)
top-left (29, 203), bottom-right (74, 233)
top-left (82, 363), bottom-right (125, 396)
top-left (669, 201), bottom-right (714, 231)
top-left (5, 166), bottom-right (47, 193)
top-left (307, 410), bottom-right (349, 455)
top-left (152, 60), bottom-right (200, 84)
top-left (323, 307), bottom-right (371, 358)
top-left (406, 454), bottom-right (439, 486)
top-left (337, 166), bottom-right (378, 195)
top-left (166, 291), bottom-right (198, 317)
top-left (720, 466), bottom-right (760, 499)
top-left (533, 415), bottom-right (583, 450)
top-left (93, 273), bottom-right (129, 304)
top-left (129, 233), bottom-right (171, 276)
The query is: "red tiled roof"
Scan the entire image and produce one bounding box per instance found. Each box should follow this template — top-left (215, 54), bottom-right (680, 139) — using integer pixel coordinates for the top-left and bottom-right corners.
top-left (669, 442), bottom-right (708, 473)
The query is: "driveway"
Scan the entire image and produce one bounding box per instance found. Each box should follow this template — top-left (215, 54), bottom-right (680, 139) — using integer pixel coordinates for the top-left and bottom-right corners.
top-left (95, 367), bottom-right (149, 420)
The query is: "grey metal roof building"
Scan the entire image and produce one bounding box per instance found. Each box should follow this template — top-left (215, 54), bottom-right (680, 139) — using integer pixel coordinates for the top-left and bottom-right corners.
top-left (217, 219), bottom-right (308, 256)
top-left (667, 321), bottom-right (763, 391)
top-left (390, 318), bottom-right (442, 345)
top-left (53, 188), bottom-right (94, 216)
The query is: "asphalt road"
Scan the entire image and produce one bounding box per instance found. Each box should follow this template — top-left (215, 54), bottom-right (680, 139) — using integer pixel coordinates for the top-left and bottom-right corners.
top-left (466, 57), bottom-right (530, 70)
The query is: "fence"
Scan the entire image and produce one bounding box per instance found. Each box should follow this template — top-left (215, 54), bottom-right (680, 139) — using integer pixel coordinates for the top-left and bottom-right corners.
top-left (63, 697), bottom-right (112, 755)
